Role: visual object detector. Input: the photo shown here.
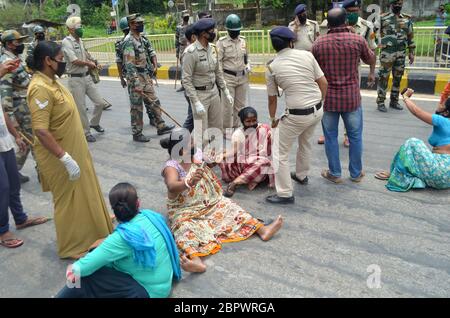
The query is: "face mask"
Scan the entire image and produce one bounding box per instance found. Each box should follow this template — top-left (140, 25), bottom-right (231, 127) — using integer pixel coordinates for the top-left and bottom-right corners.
top-left (36, 34), bottom-right (45, 41)
top-left (183, 17), bottom-right (189, 23)
top-left (207, 31), bottom-right (216, 42)
top-left (14, 44), bottom-right (25, 55)
top-left (75, 27), bottom-right (83, 38)
top-left (392, 5), bottom-right (402, 14)
top-left (298, 14), bottom-right (307, 25)
top-left (244, 123), bottom-right (258, 130)
top-left (136, 24), bottom-right (144, 33)
top-left (228, 30), bottom-right (240, 39)
top-left (51, 58), bottom-right (67, 77)
top-left (347, 12), bottom-right (359, 26)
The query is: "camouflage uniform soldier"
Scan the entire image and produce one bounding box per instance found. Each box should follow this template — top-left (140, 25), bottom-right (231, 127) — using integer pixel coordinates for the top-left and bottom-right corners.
top-left (26, 25), bottom-right (46, 59)
top-left (0, 30), bottom-right (34, 183)
top-left (377, 0), bottom-right (415, 112)
top-left (122, 13), bottom-right (174, 142)
top-left (115, 17), bottom-right (158, 127)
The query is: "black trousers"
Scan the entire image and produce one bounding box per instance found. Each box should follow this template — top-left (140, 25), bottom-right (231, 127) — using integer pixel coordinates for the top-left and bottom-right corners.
top-left (56, 266), bottom-right (149, 298)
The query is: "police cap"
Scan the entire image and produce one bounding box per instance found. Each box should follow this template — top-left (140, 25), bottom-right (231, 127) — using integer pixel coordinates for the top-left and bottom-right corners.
top-left (269, 26), bottom-right (296, 41)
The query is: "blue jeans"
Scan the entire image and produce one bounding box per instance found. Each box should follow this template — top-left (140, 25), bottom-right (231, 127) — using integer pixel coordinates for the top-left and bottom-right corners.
top-left (321, 107), bottom-right (363, 178)
top-left (0, 149), bottom-right (28, 235)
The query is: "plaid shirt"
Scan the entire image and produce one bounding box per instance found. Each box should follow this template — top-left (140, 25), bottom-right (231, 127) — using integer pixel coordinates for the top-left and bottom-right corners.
top-left (312, 27), bottom-right (375, 112)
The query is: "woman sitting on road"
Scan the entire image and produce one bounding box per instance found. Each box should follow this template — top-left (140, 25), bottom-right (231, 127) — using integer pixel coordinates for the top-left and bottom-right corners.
top-left (219, 107), bottom-right (274, 197)
top-left (161, 128), bottom-right (283, 273)
top-left (57, 182), bottom-right (181, 298)
top-left (375, 88), bottom-right (450, 192)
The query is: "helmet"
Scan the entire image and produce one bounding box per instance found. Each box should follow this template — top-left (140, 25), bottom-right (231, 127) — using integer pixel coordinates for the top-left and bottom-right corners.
top-left (225, 14), bottom-right (242, 31)
top-left (119, 17), bottom-right (129, 31)
top-left (33, 25), bottom-right (45, 34)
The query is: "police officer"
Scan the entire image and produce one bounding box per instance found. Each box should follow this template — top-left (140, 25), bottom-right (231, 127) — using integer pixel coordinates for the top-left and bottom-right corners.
top-left (217, 14), bottom-right (250, 131)
top-left (122, 13), bottom-right (174, 142)
top-left (288, 4), bottom-right (320, 52)
top-left (182, 18), bottom-right (233, 140)
top-left (0, 30), bottom-right (33, 183)
top-left (377, 0), bottom-right (415, 112)
top-left (265, 27), bottom-right (327, 205)
top-left (62, 16), bottom-right (109, 143)
top-left (26, 25), bottom-right (46, 59)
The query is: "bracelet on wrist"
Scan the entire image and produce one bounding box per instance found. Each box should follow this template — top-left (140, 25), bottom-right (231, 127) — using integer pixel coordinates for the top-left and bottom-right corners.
top-left (184, 178), bottom-right (192, 189)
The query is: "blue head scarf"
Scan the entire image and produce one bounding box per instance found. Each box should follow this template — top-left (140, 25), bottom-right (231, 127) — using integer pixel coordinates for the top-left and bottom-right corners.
top-left (115, 209), bottom-right (182, 280)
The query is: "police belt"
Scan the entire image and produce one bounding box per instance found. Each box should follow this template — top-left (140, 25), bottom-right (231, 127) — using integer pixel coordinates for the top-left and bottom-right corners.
top-left (67, 71), bottom-right (90, 77)
top-left (288, 102), bottom-right (322, 116)
top-left (195, 84), bottom-right (215, 91)
top-left (223, 69), bottom-right (245, 77)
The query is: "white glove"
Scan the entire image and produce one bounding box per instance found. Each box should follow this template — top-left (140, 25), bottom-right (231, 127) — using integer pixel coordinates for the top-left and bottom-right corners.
top-left (60, 152), bottom-right (81, 181)
top-left (224, 89), bottom-right (234, 105)
top-left (194, 101), bottom-right (206, 116)
top-left (245, 63), bottom-right (251, 74)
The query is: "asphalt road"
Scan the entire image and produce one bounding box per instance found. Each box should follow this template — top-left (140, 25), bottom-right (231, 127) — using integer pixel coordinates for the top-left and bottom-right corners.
top-left (0, 78), bottom-right (449, 298)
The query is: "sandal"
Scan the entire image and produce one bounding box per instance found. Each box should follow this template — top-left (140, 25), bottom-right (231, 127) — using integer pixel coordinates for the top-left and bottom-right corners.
top-left (16, 216), bottom-right (49, 230)
top-left (321, 169), bottom-right (343, 184)
top-left (374, 171), bottom-right (390, 181)
top-left (350, 171), bottom-right (366, 183)
top-left (0, 237), bottom-right (24, 248)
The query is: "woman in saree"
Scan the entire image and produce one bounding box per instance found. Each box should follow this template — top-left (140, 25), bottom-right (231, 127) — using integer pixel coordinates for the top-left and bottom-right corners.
top-left (219, 107), bottom-right (275, 198)
top-left (27, 41), bottom-right (113, 258)
top-left (161, 128), bottom-right (283, 272)
top-left (375, 88), bottom-right (450, 192)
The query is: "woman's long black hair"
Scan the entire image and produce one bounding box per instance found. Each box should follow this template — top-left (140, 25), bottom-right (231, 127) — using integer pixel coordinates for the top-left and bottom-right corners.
top-left (26, 40), bottom-right (62, 72)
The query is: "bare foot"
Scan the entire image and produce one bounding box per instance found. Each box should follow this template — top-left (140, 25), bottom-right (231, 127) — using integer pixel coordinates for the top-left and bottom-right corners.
top-left (180, 255), bottom-right (207, 273)
top-left (257, 215), bottom-right (283, 241)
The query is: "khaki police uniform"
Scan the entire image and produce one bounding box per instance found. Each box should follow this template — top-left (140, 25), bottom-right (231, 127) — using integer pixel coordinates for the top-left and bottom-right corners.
top-left (266, 48), bottom-right (324, 198)
top-left (62, 35), bottom-right (108, 136)
top-left (216, 34), bottom-right (249, 129)
top-left (288, 19), bottom-right (320, 52)
top-left (182, 40), bottom-right (228, 138)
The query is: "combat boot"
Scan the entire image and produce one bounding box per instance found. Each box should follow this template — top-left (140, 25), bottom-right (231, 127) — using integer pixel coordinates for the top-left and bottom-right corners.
top-left (389, 102), bottom-right (404, 110)
top-left (133, 133), bottom-right (150, 142)
top-left (157, 123), bottom-right (175, 136)
top-left (377, 103), bottom-right (388, 112)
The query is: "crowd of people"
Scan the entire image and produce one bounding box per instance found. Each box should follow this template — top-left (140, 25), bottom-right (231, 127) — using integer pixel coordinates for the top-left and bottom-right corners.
top-left (0, 0), bottom-right (448, 298)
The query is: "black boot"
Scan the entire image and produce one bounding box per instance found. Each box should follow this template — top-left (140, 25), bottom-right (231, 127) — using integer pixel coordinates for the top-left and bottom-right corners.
top-left (377, 103), bottom-right (388, 112)
top-left (157, 124), bottom-right (175, 136)
top-left (389, 102), bottom-right (404, 110)
top-left (19, 172), bottom-right (30, 184)
top-left (133, 134), bottom-right (150, 142)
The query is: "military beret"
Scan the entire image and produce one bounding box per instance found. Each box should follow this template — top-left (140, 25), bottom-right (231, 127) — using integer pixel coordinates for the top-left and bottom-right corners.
top-left (294, 4), bottom-right (307, 15)
top-left (66, 16), bottom-right (82, 29)
top-left (342, 0), bottom-right (361, 9)
top-left (193, 18), bottom-right (216, 33)
top-left (127, 13), bottom-right (144, 23)
top-left (269, 26), bottom-right (296, 40)
top-left (1, 30), bottom-right (28, 42)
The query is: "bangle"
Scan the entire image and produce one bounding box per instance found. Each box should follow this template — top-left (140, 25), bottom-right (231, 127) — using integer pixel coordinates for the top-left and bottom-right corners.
top-left (184, 178), bottom-right (192, 189)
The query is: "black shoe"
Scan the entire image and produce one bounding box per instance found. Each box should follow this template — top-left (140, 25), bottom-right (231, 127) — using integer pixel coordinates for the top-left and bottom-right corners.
top-left (266, 195), bottom-right (295, 204)
top-left (159, 137), bottom-right (170, 149)
top-left (377, 104), bottom-right (387, 112)
top-left (86, 134), bottom-right (96, 142)
top-left (176, 87), bottom-right (185, 92)
top-left (291, 173), bottom-right (308, 185)
top-left (19, 172), bottom-right (30, 184)
top-left (390, 102), bottom-right (404, 110)
top-left (157, 124), bottom-right (175, 136)
top-left (90, 125), bottom-right (105, 133)
top-left (133, 134), bottom-right (150, 142)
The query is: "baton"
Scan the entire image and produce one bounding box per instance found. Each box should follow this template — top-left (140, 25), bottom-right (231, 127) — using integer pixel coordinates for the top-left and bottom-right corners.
top-left (18, 131), bottom-right (34, 147)
top-left (140, 91), bottom-right (182, 127)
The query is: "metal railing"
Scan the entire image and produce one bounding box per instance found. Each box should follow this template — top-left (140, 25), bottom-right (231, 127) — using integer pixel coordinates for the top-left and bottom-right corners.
top-left (81, 27), bottom-right (450, 71)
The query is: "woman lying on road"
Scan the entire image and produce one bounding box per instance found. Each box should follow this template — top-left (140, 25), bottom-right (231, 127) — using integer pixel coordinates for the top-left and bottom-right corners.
top-left (375, 88), bottom-right (450, 192)
top-left (161, 128), bottom-right (283, 273)
top-left (57, 183), bottom-right (181, 298)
